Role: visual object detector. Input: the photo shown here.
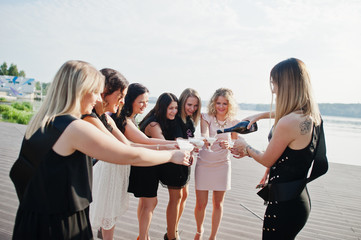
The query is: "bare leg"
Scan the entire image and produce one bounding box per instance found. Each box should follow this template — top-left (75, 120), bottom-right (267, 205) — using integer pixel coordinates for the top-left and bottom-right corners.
top-left (166, 188), bottom-right (182, 239)
top-left (176, 185), bottom-right (188, 234)
top-left (138, 197), bottom-right (157, 240)
top-left (102, 226), bottom-right (115, 240)
top-left (209, 191), bottom-right (226, 240)
top-left (194, 190), bottom-right (208, 240)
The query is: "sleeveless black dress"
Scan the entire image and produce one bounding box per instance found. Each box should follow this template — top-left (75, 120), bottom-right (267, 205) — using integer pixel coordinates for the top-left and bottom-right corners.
top-left (10, 115), bottom-right (93, 240)
top-left (157, 116), bottom-right (191, 189)
top-left (180, 116), bottom-right (195, 139)
top-left (260, 122), bottom-right (327, 240)
top-left (127, 115), bottom-right (188, 197)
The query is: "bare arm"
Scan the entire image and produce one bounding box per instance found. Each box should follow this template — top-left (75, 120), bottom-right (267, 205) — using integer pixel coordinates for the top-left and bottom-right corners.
top-left (82, 115), bottom-right (114, 138)
top-left (106, 116), bottom-right (176, 149)
top-left (243, 111), bottom-right (275, 129)
top-left (233, 117), bottom-right (296, 167)
top-left (108, 117), bottom-right (176, 150)
top-left (200, 117), bottom-right (209, 138)
top-left (105, 115), bottom-right (131, 145)
top-left (83, 114), bottom-right (131, 145)
top-left (53, 119), bottom-right (190, 167)
top-left (124, 118), bottom-right (175, 145)
top-left (257, 168), bottom-right (270, 188)
top-left (144, 122), bottom-right (166, 140)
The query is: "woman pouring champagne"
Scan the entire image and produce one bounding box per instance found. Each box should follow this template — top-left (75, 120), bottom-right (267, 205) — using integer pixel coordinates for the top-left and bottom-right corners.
top-left (231, 58), bottom-right (328, 240)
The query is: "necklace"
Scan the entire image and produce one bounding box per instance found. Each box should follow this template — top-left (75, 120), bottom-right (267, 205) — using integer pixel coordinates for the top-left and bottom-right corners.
top-left (214, 117), bottom-right (227, 129)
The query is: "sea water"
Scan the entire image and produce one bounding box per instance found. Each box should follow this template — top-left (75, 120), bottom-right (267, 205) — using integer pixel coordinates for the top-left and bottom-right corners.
top-left (138, 104), bottom-right (361, 166)
top-left (236, 110), bottom-right (361, 167)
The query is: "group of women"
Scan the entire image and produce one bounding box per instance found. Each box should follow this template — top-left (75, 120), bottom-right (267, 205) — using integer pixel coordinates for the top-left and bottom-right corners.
top-left (85, 67), bottom-right (235, 240)
top-left (9, 57), bottom-right (327, 240)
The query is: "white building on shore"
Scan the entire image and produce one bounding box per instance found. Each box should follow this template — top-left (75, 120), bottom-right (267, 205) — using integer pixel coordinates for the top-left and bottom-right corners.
top-left (0, 75), bottom-right (36, 100)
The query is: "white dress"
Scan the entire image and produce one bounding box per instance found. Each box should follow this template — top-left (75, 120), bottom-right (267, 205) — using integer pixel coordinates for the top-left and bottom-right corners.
top-left (89, 160), bottom-right (131, 230)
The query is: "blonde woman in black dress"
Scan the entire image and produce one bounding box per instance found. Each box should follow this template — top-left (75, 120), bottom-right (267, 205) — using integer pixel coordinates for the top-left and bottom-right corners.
top-left (232, 58), bottom-right (328, 239)
top-left (9, 61), bottom-right (191, 240)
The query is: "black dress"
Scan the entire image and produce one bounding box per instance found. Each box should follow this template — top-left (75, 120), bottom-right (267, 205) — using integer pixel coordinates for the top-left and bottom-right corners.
top-left (158, 116), bottom-right (191, 189)
top-left (127, 115), bottom-right (189, 197)
top-left (179, 116), bottom-right (195, 139)
top-left (259, 122), bottom-right (327, 240)
top-left (10, 115), bottom-right (93, 240)
top-left (83, 111), bottom-right (113, 132)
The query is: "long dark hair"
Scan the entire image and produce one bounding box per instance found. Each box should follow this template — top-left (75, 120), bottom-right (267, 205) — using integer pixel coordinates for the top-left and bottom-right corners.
top-left (100, 68), bottom-right (129, 100)
top-left (113, 83), bottom-right (149, 133)
top-left (139, 92), bottom-right (178, 135)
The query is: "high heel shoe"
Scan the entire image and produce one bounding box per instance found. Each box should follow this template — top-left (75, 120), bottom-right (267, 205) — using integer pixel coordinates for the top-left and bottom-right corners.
top-left (137, 236), bottom-right (151, 240)
top-left (194, 230), bottom-right (203, 240)
top-left (97, 227), bottom-right (103, 239)
top-left (164, 232), bottom-right (178, 240)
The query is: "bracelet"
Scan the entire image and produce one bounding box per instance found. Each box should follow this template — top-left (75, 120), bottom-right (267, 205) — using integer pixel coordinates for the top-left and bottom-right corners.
top-left (157, 144), bottom-right (160, 150)
top-left (243, 145), bottom-right (250, 156)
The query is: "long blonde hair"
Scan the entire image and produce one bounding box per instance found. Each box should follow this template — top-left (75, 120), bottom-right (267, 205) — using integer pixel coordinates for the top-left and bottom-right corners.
top-left (179, 88), bottom-right (201, 126)
top-left (25, 60), bottom-right (104, 139)
top-left (207, 88), bottom-right (237, 119)
top-left (271, 58), bottom-right (321, 127)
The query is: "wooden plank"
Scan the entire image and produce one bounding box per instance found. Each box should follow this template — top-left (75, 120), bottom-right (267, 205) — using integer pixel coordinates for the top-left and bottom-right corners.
top-left (0, 122), bottom-right (360, 240)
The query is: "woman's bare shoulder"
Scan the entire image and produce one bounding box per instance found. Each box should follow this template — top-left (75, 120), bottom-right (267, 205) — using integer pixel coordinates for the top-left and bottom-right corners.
top-left (66, 119), bottom-right (96, 133)
top-left (280, 112), bottom-right (312, 134)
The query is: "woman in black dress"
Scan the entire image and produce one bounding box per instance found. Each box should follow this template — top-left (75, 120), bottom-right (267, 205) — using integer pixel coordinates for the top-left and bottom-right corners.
top-left (232, 58), bottom-right (328, 240)
top-left (9, 60), bottom-right (191, 240)
top-left (113, 84), bottom-right (179, 240)
top-left (128, 92), bottom-right (190, 240)
top-left (175, 88), bottom-right (201, 239)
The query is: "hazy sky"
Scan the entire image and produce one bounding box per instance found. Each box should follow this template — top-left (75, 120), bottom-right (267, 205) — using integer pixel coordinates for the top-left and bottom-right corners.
top-left (1, 0), bottom-right (360, 103)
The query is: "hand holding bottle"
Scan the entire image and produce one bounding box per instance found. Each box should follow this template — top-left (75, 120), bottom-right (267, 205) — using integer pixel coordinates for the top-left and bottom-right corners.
top-left (242, 111), bottom-right (274, 129)
top-left (217, 121), bottom-right (257, 134)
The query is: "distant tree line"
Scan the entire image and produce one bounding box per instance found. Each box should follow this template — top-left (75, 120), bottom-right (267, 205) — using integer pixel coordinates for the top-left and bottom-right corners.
top-left (0, 62), bottom-right (26, 77)
top-left (318, 103), bottom-right (361, 119)
top-left (34, 82), bottom-right (51, 96)
top-left (238, 103), bottom-right (361, 119)
top-left (1, 61), bottom-right (52, 97)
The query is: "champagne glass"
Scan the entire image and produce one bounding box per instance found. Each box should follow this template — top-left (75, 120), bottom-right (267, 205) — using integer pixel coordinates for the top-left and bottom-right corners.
top-left (176, 139), bottom-right (195, 164)
top-left (176, 139), bottom-right (194, 151)
top-left (205, 134), bottom-right (217, 152)
top-left (189, 138), bottom-right (205, 158)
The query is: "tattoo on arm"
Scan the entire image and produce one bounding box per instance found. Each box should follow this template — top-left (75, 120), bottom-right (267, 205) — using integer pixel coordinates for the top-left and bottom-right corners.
top-left (247, 145), bottom-right (261, 156)
top-left (300, 119), bottom-right (312, 135)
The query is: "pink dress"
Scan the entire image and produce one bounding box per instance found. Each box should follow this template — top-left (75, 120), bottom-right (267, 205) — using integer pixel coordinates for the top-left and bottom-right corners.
top-left (195, 113), bottom-right (238, 191)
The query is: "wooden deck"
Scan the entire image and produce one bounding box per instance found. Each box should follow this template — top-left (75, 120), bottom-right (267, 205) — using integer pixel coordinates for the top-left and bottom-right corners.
top-left (0, 121), bottom-right (360, 240)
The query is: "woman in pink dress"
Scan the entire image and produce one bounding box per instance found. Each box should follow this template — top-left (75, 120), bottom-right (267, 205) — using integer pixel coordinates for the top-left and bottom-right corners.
top-left (194, 88), bottom-right (239, 240)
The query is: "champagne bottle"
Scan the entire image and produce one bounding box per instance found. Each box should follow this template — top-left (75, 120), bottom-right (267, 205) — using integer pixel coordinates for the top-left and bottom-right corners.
top-left (217, 121), bottom-right (258, 134)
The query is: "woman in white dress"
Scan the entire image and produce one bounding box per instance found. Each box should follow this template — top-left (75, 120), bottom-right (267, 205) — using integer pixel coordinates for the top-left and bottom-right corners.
top-left (81, 68), bottom-right (128, 240)
top-left (113, 84), bottom-right (178, 240)
top-left (84, 71), bottom-right (177, 240)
